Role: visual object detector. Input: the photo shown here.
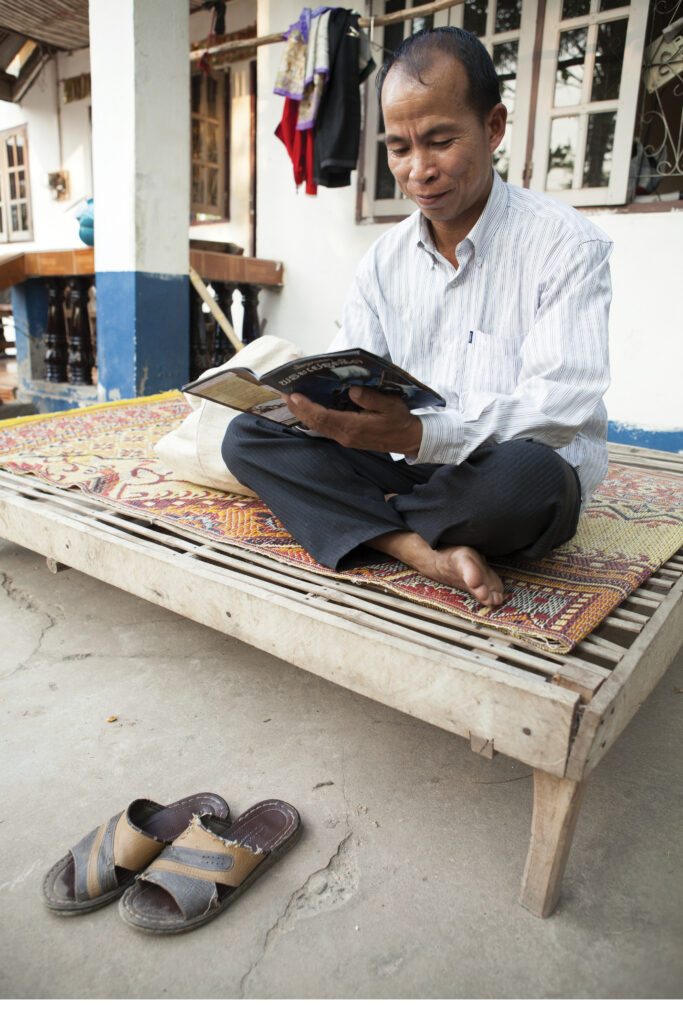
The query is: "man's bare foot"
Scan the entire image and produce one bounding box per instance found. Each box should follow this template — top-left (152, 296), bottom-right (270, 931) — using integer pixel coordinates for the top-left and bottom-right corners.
top-left (368, 530), bottom-right (504, 607)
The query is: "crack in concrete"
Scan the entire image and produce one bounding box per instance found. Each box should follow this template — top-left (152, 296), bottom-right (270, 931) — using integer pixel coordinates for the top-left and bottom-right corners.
top-left (239, 831), bottom-right (359, 997)
top-left (0, 572), bottom-right (60, 678)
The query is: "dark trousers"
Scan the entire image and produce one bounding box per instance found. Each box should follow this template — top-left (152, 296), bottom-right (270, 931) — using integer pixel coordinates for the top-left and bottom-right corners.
top-left (222, 415), bottom-right (581, 571)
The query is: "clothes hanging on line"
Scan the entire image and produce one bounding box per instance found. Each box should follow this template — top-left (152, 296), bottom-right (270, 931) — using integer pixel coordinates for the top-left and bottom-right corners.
top-left (273, 7), bottom-right (375, 195)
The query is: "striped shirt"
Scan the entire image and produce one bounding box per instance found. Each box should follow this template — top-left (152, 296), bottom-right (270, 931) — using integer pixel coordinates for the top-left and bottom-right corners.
top-left (330, 170), bottom-right (612, 506)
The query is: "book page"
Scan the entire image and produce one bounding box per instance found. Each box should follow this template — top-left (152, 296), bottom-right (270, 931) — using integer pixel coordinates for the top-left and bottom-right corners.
top-left (190, 373), bottom-right (298, 424)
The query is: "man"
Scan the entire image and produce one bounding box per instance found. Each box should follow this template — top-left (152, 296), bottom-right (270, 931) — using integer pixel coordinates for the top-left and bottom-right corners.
top-left (223, 28), bottom-right (612, 608)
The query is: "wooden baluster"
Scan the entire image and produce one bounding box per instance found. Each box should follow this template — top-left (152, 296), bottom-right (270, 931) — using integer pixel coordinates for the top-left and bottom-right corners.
top-left (239, 284), bottom-right (261, 344)
top-left (211, 281), bottom-right (237, 366)
top-left (67, 276), bottom-right (94, 385)
top-left (44, 278), bottom-right (69, 382)
top-left (189, 281), bottom-right (210, 379)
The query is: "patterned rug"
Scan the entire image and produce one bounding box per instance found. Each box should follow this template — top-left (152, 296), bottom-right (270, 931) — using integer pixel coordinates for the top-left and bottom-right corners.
top-left (1, 393), bottom-right (682, 654)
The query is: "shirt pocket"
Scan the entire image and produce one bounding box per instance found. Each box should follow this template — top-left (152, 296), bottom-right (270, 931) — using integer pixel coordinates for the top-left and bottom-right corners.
top-left (461, 330), bottom-right (523, 399)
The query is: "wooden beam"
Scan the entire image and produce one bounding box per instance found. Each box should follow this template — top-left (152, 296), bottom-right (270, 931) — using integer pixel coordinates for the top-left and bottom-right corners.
top-left (190, 0), bottom-right (466, 60)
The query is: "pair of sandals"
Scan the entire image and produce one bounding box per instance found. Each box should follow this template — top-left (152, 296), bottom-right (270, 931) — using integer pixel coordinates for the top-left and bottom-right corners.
top-left (41, 792), bottom-right (301, 935)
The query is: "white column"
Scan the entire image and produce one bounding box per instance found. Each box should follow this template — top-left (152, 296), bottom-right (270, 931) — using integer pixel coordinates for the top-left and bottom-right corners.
top-left (89, 0), bottom-right (190, 398)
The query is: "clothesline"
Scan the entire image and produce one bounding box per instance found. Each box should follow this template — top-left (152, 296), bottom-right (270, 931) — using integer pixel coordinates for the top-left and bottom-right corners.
top-left (189, 0), bottom-right (466, 61)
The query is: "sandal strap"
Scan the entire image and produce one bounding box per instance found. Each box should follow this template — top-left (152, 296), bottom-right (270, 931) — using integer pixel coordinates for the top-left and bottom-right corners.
top-left (69, 803), bottom-right (166, 902)
top-left (137, 817), bottom-right (266, 917)
top-left (139, 867), bottom-right (218, 920)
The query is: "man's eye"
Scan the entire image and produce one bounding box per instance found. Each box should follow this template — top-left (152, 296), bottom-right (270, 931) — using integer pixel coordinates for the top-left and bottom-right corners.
top-left (387, 147), bottom-right (408, 157)
top-left (433, 138), bottom-right (454, 148)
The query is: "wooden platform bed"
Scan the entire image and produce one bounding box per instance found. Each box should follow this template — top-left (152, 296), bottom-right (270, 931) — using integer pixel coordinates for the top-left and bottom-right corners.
top-left (1, 441), bottom-right (681, 918)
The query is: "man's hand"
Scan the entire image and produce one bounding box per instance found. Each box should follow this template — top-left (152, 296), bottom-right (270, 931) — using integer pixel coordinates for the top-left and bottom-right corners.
top-left (284, 386), bottom-right (423, 458)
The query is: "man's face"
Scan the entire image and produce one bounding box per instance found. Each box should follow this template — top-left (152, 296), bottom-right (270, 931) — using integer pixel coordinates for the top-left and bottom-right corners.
top-left (382, 53), bottom-right (506, 235)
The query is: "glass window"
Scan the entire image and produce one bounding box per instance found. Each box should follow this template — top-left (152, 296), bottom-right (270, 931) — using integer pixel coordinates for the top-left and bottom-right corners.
top-left (561, 0), bottom-right (590, 18)
top-left (583, 111), bottom-right (616, 187)
top-left (591, 18), bottom-right (628, 102)
top-left (554, 27), bottom-right (587, 106)
top-left (546, 116), bottom-right (579, 189)
top-left (495, 0), bottom-right (522, 34)
top-left (464, 1), bottom-right (488, 38)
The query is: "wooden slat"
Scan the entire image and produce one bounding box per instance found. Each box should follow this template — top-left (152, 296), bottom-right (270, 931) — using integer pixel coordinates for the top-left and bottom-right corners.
top-left (566, 572), bottom-right (683, 781)
top-left (0, 484), bottom-right (581, 776)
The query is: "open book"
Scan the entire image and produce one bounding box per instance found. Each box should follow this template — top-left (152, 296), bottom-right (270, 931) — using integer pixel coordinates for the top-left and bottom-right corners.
top-left (182, 347), bottom-right (445, 428)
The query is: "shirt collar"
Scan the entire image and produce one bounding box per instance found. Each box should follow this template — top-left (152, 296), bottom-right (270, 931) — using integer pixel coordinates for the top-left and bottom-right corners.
top-left (416, 169), bottom-right (508, 262)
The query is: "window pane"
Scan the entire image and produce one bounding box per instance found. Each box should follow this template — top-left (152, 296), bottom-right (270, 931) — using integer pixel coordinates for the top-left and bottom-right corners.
top-left (494, 40), bottom-right (518, 114)
top-left (206, 167), bottom-right (218, 208)
top-left (192, 164), bottom-right (204, 204)
top-left (493, 123), bottom-right (512, 181)
top-left (9, 173), bottom-right (16, 200)
top-left (495, 0), bottom-right (521, 34)
top-left (599, 0), bottom-right (628, 10)
top-left (191, 75), bottom-right (202, 114)
top-left (561, 0), bottom-right (590, 18)
top-left (20, 203), bottom-right (29, 231)
top-left (6, 137), bottom-right (15, 167)
top-left (15, 135), bottom-right (24, 165)
top-left (206, 77), bottom-right (218, 119)
top-left (384, 0), bottom-right (404, 55)
top-left (463, 0), bottom-right (488, 38)
top-left (192, 118), bottom-right (201, 160)
top-left (591, 18), bottom-right (627, 102)
top-left (375, 143), bottom-right (396, 200)
top-left (18, 169), bottom-right (26, 198)
top-left (411, 14), bottom-right (434, 34)
top-left (0, 208), bottom-right (3, 233)
top-left (11, 205), bottom-right (18, 231)
top-left (583, 110), bottom-right (616, 186)
top-left (554, 27), bottom-right (587, 106)
top-left (546, 116), bottom-right (579, 189)
top-left (207, 122), bottom-right (218, 164)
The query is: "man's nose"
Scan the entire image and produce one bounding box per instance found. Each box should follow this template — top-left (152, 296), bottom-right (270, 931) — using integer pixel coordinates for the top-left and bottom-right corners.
top-left (408, 149), bottom-right (437, 183)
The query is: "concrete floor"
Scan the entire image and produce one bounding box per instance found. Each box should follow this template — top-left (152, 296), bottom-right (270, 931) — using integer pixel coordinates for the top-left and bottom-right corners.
top-left (1, 537), bottom-right (682, 1000)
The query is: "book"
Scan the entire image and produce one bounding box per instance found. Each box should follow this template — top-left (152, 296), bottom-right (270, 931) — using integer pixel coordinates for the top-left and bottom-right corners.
top-left (182, 348), bottom-right (446, 428)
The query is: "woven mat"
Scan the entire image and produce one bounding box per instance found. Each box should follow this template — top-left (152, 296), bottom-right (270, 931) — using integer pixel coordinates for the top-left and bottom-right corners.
top-left (1, 393), bottom-right (682, 654)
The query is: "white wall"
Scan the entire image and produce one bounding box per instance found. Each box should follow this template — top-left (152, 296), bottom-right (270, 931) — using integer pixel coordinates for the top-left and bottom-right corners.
top-left (0, 49), bottom-right (93, 254)
top-left (586, 208), bottom-right (682, 434)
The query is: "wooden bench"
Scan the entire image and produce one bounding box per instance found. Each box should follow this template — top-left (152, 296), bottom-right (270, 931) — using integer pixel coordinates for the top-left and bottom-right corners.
top-left (0, 440), bottom-right (681, 917)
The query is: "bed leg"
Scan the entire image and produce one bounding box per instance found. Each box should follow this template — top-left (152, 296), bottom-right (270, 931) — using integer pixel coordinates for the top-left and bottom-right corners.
top-left (519, 768), bottom-right (589, 918)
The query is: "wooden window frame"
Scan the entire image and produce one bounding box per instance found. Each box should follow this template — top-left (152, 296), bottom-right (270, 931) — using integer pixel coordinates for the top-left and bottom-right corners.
top-left (191, 68), bottom-right (231, 222)
top-left (0, 124), bottom-right (33, 243)
top-left (358, 0), bottom-right (651, 222)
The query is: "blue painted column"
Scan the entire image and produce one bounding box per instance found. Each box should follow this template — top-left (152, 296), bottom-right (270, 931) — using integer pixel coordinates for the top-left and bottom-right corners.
top-left (89, 0), bottom-right (190, 400)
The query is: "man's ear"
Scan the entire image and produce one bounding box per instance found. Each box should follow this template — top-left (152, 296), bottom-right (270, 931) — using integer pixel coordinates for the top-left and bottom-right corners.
top-left (486, 103), bottom-right (508, 153)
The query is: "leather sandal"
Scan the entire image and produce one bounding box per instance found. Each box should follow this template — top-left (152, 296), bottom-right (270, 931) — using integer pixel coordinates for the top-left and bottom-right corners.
top-left (41, 792), bottom-right (230, 914)
top-left (118, 799), bottom-right (302, 934)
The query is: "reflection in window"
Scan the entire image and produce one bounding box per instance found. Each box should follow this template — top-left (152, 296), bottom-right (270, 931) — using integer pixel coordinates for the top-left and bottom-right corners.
top-left (554, 27), bottom-right (587, 106)
top-left (599, 0), bottom-right (628, 11)
top-left (463, 0), bottom-right (488, 38)
top-left (546, 116), bottom-right (579, 189)
top-left (495, 0), bottom-right (522, 34)
top-left (561, 0), bottom-right (589, 18)
top-left (591, 19), bottom-right (627, 102)
top-left (494, 40), bottom-right (518, 114)
top-left (375, 143), bottom-right (395, 200)
top-left (583, 111), bottom-right (616, 187)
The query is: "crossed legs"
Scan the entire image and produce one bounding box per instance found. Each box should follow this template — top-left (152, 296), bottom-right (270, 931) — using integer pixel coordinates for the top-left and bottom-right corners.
top-left (222, 415), bottom-right (581, 605)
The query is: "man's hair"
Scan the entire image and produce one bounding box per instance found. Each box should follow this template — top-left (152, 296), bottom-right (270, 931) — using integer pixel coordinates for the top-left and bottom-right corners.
top-left (377, 27), bottom-right (502, 120)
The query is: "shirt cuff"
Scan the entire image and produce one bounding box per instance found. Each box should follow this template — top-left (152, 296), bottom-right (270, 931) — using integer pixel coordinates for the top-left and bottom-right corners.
top-left (408, 410), bottom-right (465, 465)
